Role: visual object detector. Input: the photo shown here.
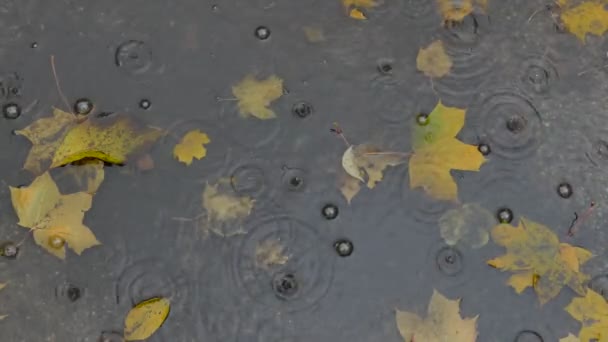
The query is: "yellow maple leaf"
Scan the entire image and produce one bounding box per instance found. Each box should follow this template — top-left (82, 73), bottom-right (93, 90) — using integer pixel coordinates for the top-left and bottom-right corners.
top-left (232, 74), bottom-right (283, 120)
top-left (342, 0), bottom-right (377, 19)
top-left (173, 129), bottom-right (211, 166)
top-left (15, 108), bottom-right (80, 175)
top-left (409, 101), bottom-right (486, 201)
top-left (487, 217), bottom-right (592, 305)
top-left (417, 40), bottom-right (452, 78)
top-left (124, 297), bottom-right (170, 341)
top-left (565, 289), bottom-right (608, 342)
top-left (51, 114), bottom-right (163, 168)
top-left (395, 289), bottom-right (478, 342)
top-left (437, 0), bottom-right (488, 22)
top-left (201, 180), bottom-right (254, 237)
top-left (559, 0), bottom-right (608, 43)
top-left (9, 172), bottom-right (100, 259)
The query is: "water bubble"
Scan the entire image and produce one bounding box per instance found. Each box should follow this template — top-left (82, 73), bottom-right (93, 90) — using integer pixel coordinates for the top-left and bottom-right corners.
top-left (478, 143), bottom-right (491, 155)
top-left (416, 113), bottom-right (429, 126)
top-left (514, 330), bottom-right (544, 342)
top-left (497, 208), bottom-right (513, 223)
top-left (292, 101), bottom-right (313, 118)
top-left (435, 246), bottom-right (463, 276)
top-left (282, 167), bottom-right (306, 192)
top-left (557, 182), bottom-right (572, 199)
top-left (272, 273), bottom-right (298, 299)
top-left (334, 239), bottom-right (354, 257)
top-left (3, 103), bottom-right (20, 119)
top-left (1, 242), bottom-right (18, 258)
top-left (255, 26), bottom-right (271, 40)
top-left (30, 42), bottom-right (38, 49)
top-left (506, 115), bottom-right (527, 133)
top-left (56, 283), bottom-right (84, 303)
top-left (74, 98), bottom-right (93, 115)
top-left (230, 164), bottom-right (267, 198)
top-left (49, 236), bottom-right (65, 249)
top-left (139, 99), bottom-right (151, 110)
top-left (322, 204), bottom-right (339, 220)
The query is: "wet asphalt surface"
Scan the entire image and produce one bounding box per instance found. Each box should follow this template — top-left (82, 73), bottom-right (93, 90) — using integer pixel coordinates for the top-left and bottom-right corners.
top-left (1, 0), bottom-right (608, 341)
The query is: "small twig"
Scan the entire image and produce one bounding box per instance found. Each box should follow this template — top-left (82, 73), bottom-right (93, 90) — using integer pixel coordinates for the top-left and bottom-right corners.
top-left (330, 123), bottom-right (351, 147)
top-left (578, 64), bottom-right (608, 76)
top-left (215, 96), bottom-right (238, 102)
top-left (567, 201), bottom-right (596, 237)
top-left (50, 55), bottom-right (71, 112)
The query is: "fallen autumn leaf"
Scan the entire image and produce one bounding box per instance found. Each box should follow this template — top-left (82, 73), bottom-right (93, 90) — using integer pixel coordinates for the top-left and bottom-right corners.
top-left (124, 297), bottom-right (170, 341)
top-left (232, 74), bottom-right (283, 120)
top-left (173, 129), bottom-right (211, 166)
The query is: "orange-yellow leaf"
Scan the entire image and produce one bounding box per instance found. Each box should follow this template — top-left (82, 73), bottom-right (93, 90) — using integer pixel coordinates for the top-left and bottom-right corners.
top-left (409, 101), bottom-right (486, 201)
top-left (487, 217), bottom-right (592, 305)
top-left (342, 0), bottom-right (377, 19)
top-left (417, 40), bottom-right (452, 78)
top-left (395, 289), bottom-right (478, 342)
top-left (560, 0), bottom-right (608, 43)
top-left (565, 289), bottom-right (608, 342)
top-left (173, 129), bottom-right (211, 166)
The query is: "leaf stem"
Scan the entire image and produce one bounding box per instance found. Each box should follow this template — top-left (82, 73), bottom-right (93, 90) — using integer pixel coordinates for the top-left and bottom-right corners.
top-left (50, 55), bottom-right (71, 113)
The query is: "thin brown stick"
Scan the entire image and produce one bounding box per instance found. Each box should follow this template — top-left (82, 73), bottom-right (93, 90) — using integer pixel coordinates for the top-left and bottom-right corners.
top-left (50, 55), bottom-right (71, 112)
top-left (567, 201), bottom-right (596, 236)
top-left (330, 123), bottom-right (351, 147)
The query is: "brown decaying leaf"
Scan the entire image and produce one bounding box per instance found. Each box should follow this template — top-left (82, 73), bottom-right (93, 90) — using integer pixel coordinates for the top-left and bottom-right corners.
top-left (487, 217), bottom-right (592, 305)
top-left (339, 171), bottom-right (362, 204)
top-left (395, 289), bottom-right (478, 342)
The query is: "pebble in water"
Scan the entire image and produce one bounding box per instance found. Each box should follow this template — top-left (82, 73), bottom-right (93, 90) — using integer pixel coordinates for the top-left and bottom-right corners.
top-left (322, 204), bottom-right (339, 220)
top-left (3, 103), bottom-right (20, 119)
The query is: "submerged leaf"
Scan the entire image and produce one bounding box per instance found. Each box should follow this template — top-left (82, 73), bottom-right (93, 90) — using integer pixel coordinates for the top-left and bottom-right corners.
top-left (232, 74), bottom-right (283, 119)
top-left (439, 203), bottom-right (494, 248)
top-left (565, 289), bottom-right (608, 342)
top-left (9, 172), bottom-right (100, 259)
top-left (15, 108), bottom-right (79, 175)
top-left (487, 217), bottom-right (592, 305)
top-left (409, 101), bottom-right (486, 201)
top-left (173, 129), bottom-right (211, 165)
top-left (201, 180), bottom-right (254, 237)
top-left (124, 297), bottom-right (170, 341)
top-left (339, 171), bottom-right (362, 203)
top-left (395, 289), bottom-right (478, 342)
top-left (51, 114), bottom-right (163, 167)
top-left (559, 0), bottom-right (608, 43)
top-left (417, 40), bottom-right (452, 78)
top-left (560, 333), bottom-right (581, 342)
top-left (53, 159), bottom-right (105, 194)
top-left (0, 283), bottom-right (6, 321)
top-left (255, 239), bottom-right (289, 270)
